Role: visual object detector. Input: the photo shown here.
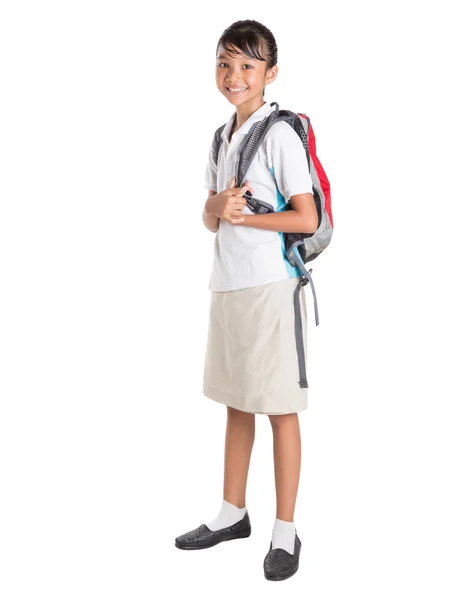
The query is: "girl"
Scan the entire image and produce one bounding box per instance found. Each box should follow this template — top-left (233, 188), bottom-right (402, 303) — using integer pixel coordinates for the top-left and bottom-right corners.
top-left (175, 20), bottom-right (318, 582)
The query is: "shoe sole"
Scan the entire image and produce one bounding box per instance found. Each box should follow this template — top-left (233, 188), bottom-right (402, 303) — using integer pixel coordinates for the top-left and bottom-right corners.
top-left (175, 527), bottom-right (251, 550)
top-left (264, 564), bottom-right (299, 581)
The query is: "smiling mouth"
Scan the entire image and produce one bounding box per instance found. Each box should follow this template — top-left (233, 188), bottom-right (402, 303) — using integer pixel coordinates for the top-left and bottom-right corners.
top-left (226, 86), bottom-right (248, 93)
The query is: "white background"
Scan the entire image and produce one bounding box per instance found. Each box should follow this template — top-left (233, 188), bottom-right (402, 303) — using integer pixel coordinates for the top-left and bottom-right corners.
top-left (1, 1), bottom-right (465, 598)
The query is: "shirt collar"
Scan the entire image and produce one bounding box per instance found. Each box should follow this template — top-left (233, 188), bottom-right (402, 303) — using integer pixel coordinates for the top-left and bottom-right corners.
top-left (221, 101), bottom-right (275, 143)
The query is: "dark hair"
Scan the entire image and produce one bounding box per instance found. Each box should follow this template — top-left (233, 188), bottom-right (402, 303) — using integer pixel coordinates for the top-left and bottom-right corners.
top-left (216, 19), bottom-right (278, 70)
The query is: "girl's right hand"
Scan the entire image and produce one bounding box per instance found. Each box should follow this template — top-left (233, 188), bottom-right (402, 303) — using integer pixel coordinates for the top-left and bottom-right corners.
top-left (206, 176), bottom-right (253, 224)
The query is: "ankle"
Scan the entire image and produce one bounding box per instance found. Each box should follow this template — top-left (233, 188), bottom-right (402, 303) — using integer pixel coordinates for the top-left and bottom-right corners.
top-left (271, 517), bottom-right (296, 553)
top-left (276, 514), bottom-right (294, 522)
top-left (207, 499), bottom-right (247, 531)
top-left (225, 498), bottom-right (246, 509)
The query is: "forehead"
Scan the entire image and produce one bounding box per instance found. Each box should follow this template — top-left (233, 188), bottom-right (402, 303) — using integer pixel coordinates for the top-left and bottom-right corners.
top-left (216, 45), bottom-right (260, 61)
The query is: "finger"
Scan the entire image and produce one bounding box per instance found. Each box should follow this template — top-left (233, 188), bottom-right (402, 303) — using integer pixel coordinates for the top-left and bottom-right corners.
top-left (232, 187), bottom-right (251, 198)
top-left (228, 181), bottom-right (253, 196)
top-left (229, 216), bottom-right (245, 224)
top-left (239, 183), bottom-right (253, 195)
top-left (228, 176), bottom-right (236, 189)
top-left (228, 191), bottom-right (247, 203)
top-left (231, 201), bottom-right (247, 210)
top-left (231, 195), bottom-right (248, 205)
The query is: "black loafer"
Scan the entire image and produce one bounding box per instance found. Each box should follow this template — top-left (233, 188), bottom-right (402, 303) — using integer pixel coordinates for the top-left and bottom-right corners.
top-left (175, 512), bottom-right (251, 550)
top-left (263, 533), bottom-right (302, 581)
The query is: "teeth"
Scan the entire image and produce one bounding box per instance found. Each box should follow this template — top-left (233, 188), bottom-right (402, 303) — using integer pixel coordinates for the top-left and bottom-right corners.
top-left (228, 87), bottom-right (247, 92)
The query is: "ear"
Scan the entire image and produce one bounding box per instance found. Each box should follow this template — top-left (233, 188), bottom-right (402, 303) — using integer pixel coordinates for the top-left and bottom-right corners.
top-left (265, 65), bottom-right (278, 85)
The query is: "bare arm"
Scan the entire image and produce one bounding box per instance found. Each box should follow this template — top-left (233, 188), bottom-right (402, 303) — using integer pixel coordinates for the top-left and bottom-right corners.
top-left (202, 190), bottom-right (220, 233)
top-left (240, 193), bottom-right (318, 234)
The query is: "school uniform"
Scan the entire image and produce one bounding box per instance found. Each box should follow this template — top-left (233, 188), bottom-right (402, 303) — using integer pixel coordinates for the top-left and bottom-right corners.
top-left (202, 100), bottom-right (314, 415)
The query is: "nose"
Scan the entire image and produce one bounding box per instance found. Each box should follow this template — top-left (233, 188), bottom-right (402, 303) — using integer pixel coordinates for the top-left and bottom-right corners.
top-left (226, 64), bottom-right (244, 82)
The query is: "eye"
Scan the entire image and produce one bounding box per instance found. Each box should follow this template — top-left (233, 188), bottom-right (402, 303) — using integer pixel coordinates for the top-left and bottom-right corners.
top-left (217, 62), bottom-right (253, 69)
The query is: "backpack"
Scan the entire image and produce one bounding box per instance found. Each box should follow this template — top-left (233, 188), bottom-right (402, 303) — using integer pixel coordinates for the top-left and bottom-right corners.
top-left (211, 102), bottom-right (332, 388)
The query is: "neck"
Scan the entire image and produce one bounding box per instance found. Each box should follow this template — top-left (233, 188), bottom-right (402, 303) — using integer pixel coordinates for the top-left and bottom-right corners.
top-left (234, 98), bottom-right (267, 130)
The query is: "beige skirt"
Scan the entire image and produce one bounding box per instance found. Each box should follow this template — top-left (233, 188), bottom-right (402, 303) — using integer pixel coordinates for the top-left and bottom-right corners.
top-left (202, 276), bottom-right (308, 415)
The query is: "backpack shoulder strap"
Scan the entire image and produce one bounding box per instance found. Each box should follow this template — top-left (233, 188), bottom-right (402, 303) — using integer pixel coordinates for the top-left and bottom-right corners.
top-left (236, 104), bottom-right (295, 187)
top-left (212, 103), bottom-right (294, 173)
top-left (212, 124), bottom-right (226, 167)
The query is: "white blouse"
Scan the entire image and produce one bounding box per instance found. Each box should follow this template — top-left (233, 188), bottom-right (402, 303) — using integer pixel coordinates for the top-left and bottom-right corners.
top-left (204, 100), bottom-right (314, 292)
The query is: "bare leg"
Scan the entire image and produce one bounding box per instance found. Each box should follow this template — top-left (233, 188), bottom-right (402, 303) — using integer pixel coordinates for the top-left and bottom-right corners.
top-left (268, 413), bottom-right (302, 521)
top-left (223, 406), bottom-right (256, 507)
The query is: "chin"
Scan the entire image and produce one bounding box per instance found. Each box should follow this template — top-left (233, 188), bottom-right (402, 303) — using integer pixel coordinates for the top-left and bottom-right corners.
top-left (223, 92), bottom-right (253, 105)
top-left (226, 96), bottom-right (247, 105)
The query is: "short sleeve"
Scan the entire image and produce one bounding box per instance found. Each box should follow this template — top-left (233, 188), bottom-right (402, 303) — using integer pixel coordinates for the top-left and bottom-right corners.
top-left (270, 124), bottom-right (314, 203)
top-left (204, 140), bottom-right (217, 193)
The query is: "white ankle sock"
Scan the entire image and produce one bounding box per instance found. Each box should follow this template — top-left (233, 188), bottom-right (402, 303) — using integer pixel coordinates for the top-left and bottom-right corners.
top-left (207, 499), bottom-right (247, 531)
top-left (271, 518), bottom-right (296, 554)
